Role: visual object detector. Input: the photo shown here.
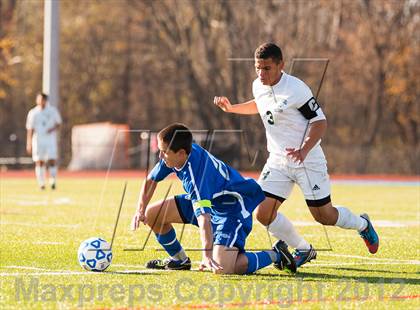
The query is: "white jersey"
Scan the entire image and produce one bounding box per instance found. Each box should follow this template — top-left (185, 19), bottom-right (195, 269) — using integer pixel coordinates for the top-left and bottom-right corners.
top-left (252, 72), bottom-right (326, 169)
top-left (26, 104), bottom-right (62, 145)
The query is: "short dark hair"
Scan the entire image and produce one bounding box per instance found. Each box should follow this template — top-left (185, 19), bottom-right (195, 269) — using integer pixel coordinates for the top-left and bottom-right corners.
top-left (255, 43), bottom-right (283, 63)
top-left (37, 92), bottom-right (48, 100)
top-left (158, 123), bottom-right (192, 154)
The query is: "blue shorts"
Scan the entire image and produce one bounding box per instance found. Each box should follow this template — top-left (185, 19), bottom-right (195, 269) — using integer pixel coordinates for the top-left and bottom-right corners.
top-left (174, 194), bottom-right (253, 253)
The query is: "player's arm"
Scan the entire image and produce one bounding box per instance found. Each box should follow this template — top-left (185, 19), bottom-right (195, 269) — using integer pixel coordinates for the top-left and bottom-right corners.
top-left (26, 129), bottom-right (33, 155)
top-left (26, 112), bottom-right (34, 155)
top-left (132, 160), bottom-right (172, 230)
top-left (195, 207), bottom-right (223, 272)
top-left (47, 123), bottom-right (60, 134)
top-left (131, 178), bottom-right (158, 230)
top-left (286, 97), bottom-right (327, 163)
top-left (197, 213), bottom-right (214, 258)
top-left (48, 109), bottom-right (62, 133)
top-left (294, 119), bottom-right (327, 161)
top-left (213, 96), bottom-right (259, 115)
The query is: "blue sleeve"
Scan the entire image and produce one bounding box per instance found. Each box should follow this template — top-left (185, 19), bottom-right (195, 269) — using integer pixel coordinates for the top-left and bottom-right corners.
top-left (186, 161), bottom-right (214, 218)
top-left (148, 160), bottom-right (173, 181)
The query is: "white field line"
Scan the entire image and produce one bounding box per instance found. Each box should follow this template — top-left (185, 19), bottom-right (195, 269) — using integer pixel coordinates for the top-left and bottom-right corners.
top-left (112, 264), bottom-right (146, 268)
top-left (0, 221), bottom-right (79, 229)
top-left (0, 271), bottom-right (100, 276)
top-left (292, 220), bottom-right (419, 228)
top-left (1, 260), bottom-right (418, 277)
top-left (6, 197), bottom-right (72, 206)
top-left (1, 266), bottom-right (48, 271)
top-left (302, 261), bottom-right (420, 267)
top-left (5, 255), bottom-right (415, 273)
top-left (322, 253), bottom-right (420, 264)
top-left (33, 241), bottom-right (65, 245)
top-left (1, 220), bottom-right (416, 230)
top-left (0, 268), bottom-right (166, 277)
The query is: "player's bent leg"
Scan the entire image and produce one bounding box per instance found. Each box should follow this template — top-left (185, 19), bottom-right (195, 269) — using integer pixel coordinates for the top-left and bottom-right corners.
top-left (257, 167), bottom-right (311, 254)
top-left (145, 196), bottom-right (192, 270)
top-left (47, 159), bottom-right (57, 190)
top-left (255, 196), bottom-right (282, 226)
top-left (35, 160), bottom-right (46, 190)
top-left (212, 245), bottom-right (239, 274)
top-left (308, 201), bottom-right (379, 254)
top-left (308, 201), bottom-right (338, 225)
top-left (213, 245), bottom-right (284, 275)
top-left (257, 196), bottom-right (312, 254)
top-left (145, 197), bottom-right (185, 234)
top-left (229, 241), bottom-right (297, 275)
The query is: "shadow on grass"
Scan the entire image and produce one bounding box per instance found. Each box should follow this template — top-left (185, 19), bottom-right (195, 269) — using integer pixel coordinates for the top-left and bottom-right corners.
top-left (218, 270), bottom-right (420, 286)
top-left (106, 270), bottom-right (164, 276)
top-left (324, 266), bottom-right (419, 275)
top-left (294, 271), bottom-right (420, 285)
top-left (106, 268), bottom-right (420, 286)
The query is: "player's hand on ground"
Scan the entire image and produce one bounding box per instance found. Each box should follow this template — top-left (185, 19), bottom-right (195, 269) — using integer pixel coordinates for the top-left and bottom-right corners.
top-left (199, 254), bottom-right (223, 273)
top-left (213, 96), bottom-right (232, 112)
top-left (131, 210), bottom-right (146, 231)
top-left (286, 147), bottom-right (308, 164)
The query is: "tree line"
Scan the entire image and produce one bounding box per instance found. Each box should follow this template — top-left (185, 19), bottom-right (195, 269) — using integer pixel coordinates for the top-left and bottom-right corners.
top-left (0, 0), bottom-right (418, 174)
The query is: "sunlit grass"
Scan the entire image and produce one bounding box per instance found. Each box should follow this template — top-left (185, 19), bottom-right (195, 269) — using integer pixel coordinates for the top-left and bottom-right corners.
top-left (0, 177), bottom-right (419, 309)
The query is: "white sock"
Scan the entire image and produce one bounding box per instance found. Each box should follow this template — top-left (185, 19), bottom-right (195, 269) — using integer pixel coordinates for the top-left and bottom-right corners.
top-left (35, 166), bottom-right (46, 187)
top-left (172, 249), bottom-right (188, 261)
top-left (267, 213), bottom-right (311, 250)
top-left (335, 206), bottom-right (368, 232)
top-left (49, 165), bottom-right (57, 184)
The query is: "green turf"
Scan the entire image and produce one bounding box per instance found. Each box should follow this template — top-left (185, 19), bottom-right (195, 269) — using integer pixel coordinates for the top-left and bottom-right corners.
top-left (0, 177), bottom-right (419, 309)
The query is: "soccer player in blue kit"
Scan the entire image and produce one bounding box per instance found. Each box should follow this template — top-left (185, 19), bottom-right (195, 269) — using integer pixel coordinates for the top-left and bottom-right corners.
top-left (131, 123), bottom-right (296, 274)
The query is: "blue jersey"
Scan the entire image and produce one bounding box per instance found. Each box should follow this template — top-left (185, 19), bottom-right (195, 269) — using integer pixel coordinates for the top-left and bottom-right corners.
top-left (149, 143), bottom-right (264, 219)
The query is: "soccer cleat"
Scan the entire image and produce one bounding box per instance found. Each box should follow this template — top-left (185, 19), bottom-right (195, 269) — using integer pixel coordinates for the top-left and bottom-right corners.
top-left (146, 257), bottom-right (191, 270)
top-left (272, 240), bottom-right (297, 273)
top-left (293, 245), bottom-right (317, 267)
top-left (40, 185), bottom-right (46, 190)
top-left (51, 183), bottom-right (56, 190)
top-left (359, 213), bottom-right (379, 254)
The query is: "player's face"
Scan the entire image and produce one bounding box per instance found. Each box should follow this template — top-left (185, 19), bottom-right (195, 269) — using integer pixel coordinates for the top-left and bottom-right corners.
top-left (157, 140), bottom-right (186, 169)
top-left (36, 95), bottom-right (47, 109)
top-left (255, 58), bottom-right (284, 86)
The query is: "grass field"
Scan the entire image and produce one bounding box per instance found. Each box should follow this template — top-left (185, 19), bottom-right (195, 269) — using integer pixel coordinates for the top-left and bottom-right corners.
top-left (0, 175), bottom-right (419, 309)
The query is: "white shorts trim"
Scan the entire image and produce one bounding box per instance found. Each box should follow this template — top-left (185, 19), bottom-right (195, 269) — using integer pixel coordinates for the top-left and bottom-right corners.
top-left (228, 222), bottom-right (243, 248)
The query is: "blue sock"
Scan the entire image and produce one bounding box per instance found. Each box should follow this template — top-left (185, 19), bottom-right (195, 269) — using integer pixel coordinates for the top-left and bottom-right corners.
top-left (244, 251), bottom-right (275, 274)
top-left (155, 228), bottom-right (183, 258)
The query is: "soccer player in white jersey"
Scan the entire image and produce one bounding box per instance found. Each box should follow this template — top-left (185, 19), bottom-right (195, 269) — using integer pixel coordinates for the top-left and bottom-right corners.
top-left (26, 93), bottom-right (62, 190)
top-left (214, 42), bottom-right (379, 268)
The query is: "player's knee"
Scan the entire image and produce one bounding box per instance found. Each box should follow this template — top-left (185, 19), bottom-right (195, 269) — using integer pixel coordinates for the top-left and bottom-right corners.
top-left (255, 208), bottom-right (272, 226)
top-left (313, 214), bottom-right (335, 225)
top-left (145, 207), bottom-right (158, 225)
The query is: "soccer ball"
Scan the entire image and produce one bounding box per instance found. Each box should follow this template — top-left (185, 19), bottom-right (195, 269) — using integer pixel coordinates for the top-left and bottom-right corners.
top-left (77, 237), bottom-right (112, 272)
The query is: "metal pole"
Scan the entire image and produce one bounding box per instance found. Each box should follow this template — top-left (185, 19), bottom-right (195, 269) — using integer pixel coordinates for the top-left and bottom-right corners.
top-left (43, 0), bottom-right (60, 108)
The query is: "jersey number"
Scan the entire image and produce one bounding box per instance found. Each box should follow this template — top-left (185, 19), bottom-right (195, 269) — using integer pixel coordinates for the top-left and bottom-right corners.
top-left (208, 153), bottom-right (229, 180)
top-left (266, 111), bottom-right (274, 125)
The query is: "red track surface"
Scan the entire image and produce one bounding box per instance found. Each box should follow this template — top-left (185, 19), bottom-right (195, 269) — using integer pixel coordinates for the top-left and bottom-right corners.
top-left (0, 169), bottom-right (418, 181)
